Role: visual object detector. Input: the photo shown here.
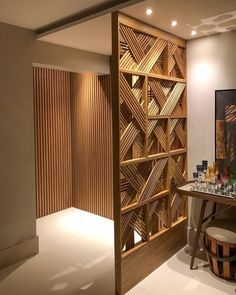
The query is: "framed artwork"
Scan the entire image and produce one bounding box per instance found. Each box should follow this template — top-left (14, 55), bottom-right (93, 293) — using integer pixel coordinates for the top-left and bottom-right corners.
top-left (215, 89), bottom-right (236, 181)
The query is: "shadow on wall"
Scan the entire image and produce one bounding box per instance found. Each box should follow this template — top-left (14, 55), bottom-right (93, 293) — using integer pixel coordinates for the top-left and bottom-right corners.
top-left (187, 10), bottom-right (236, 36)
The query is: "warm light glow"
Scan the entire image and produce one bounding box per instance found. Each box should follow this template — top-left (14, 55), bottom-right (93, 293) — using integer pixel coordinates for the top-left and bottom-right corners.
top-left (171, 20), bottom-right (178, 27)
top-left (194, 63), bottom-right (211, 82)
top-left (134, 231), bottom-right (142, 243)
top-left (58, 208), bottom-right (114, 243)
top-left (146, 8), bottom-right (153, 16)
top-left (191, 30), bottom-right (197, 36)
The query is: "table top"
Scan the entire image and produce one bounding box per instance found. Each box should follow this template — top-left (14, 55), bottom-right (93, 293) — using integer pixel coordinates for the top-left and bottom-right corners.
top-left (177, 183), bottom-right (236, 206)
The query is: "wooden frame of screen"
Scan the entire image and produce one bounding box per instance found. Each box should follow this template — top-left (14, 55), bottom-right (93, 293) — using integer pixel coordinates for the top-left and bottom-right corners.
top-left (111, 12), bottom-right (188, 295)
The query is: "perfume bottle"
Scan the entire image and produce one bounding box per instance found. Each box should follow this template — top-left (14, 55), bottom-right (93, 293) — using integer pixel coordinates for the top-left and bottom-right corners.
top-left (196, 165), bottom-right (203, 182)
top-left (193, 172), bottom-right (198, 189)
top-left (202, 160), bottom-right (208, 172)
top-left (202, 160), bottom-right (208, 182)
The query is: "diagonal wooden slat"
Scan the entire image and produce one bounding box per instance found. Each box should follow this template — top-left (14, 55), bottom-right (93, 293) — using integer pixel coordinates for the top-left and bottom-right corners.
top-left (120, 24), bottom-right (145, 64)
top-left (120, 121), bottom-right (140, 160)
top-left (120, 73), bottom-right (146, 132)
top-left (138, 38), bottom-right (167, 73)
top-left (121, 163), bottom-right (145, 193)
top-left (174, 48), bottom-right (185, 78)
top-left (149, 79), bottom-right (166, 109)
top-left (160, 83), bottom-right (186, 115)
top-left (174, 121), bottom-right (186, 147)
top-left (138, 158), bottom-right (168, 202)
top-left (170, 157), bottom-right (186, 185)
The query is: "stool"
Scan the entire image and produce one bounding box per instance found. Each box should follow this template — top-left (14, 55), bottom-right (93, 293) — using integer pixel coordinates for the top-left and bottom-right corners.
top-left (204, 219), bottom-right (236, 281)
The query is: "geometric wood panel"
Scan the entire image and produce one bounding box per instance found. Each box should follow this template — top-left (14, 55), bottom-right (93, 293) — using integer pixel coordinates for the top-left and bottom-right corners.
top-left (112, 12), bottom-right (188, 295)
top-left (71, 73), bottom-right (113, 220)
top-left (33, 67), bottom-right (72, 218)
top-left (169, 42), bottom-right (186, 78)
top-left (170, 152), bottom-right (188, 223)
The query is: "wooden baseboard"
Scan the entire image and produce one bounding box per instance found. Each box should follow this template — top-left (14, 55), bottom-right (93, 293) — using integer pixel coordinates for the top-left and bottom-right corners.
top-left (121, 219), bottom-right (187, 294)
top-left (0, 236), bottom-right (39, 270)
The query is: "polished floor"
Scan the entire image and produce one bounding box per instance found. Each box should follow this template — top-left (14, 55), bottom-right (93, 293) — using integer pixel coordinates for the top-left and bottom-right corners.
top-left (0, 208), bottom-right (235, 295)
top-left (0, 208), bottom-right (115, 295)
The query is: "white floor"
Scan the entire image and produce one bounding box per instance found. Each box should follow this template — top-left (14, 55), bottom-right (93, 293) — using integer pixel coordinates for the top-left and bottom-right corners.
top-left (0, 208), bottom-right (115, 295)
top-left (0, 208), bottom-right (235, 295)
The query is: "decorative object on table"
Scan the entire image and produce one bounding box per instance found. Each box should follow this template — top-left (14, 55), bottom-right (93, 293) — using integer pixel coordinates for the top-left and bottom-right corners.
top-left (215, 89), bottom-right (236, 184)
top-left (204, 219), bottom-right (236, 281)
top-left (177, 183), bottom-right (236, 269)
top-left (191, 160), bottom-right (236, 199)
top-left (191, 181), bottom-right (236, 199)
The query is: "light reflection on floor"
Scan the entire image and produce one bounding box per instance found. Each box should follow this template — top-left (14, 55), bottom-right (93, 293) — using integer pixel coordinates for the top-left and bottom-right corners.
top-left (0, 208), bottom-right (115, 295)
top-left (0, 208), bottom-right (235, 295)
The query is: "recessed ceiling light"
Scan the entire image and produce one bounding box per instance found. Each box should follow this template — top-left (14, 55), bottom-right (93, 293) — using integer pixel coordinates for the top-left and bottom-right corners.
top-left (171, 20), bottom-right (178, 27)
top-left (146, 8), bottom-right (153, 16)
top-left (191, 30), bottom-right (197, 36)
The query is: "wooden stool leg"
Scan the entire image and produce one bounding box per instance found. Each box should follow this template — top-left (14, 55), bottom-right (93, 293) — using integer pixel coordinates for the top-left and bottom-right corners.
top-left (190, 199), bottom-right (208, 269)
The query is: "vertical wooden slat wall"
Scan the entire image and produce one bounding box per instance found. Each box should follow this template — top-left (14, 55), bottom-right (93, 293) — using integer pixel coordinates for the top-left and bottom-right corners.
top-left (33, 68), bottom-right (113, 220)
top-left (71, 73), bottom-right (113, 220)
top-left (112, 12), bottom-right (188, 295)
top-left (33, 67), bottom-right (73, 218)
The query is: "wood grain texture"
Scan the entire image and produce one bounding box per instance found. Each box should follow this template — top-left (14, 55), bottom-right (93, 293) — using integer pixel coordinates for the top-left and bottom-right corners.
top-left (112, 12), bottom-right (188, 294)
top-left (33, 68), bottom-right (112, 220)
top-left (71, 73), bottom-right (113, 220)
top-left (33, 67), bottom-right (72, 218)
top-left (205, 233), bottom-right (236, 281)
top-left (121, 219), bottom-right (187, 294)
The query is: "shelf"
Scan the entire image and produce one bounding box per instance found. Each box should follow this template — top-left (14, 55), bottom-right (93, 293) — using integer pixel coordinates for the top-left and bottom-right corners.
top-left (148, 115), bottom-right (187, 120)
top-left (120, 68), bottom-right (186, 83)
top-left (120, 153), bottom-right (169, 167)
top-left (170, 148), bottom-right (187, 156)
top-left (121, 190), bottom-right (169, 214)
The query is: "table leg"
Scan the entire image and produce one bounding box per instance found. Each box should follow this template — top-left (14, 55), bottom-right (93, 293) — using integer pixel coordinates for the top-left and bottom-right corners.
top-left (190, 199), bottom-right (208, 270)
top-left (211, 202), bottom-right (217, 220)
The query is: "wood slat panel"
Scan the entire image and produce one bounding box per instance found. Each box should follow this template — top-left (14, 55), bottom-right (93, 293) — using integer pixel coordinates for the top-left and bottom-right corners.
top-left (33, 67), bottom-right (72, 218)
top-left (71, 73), bottom-right (113, 220)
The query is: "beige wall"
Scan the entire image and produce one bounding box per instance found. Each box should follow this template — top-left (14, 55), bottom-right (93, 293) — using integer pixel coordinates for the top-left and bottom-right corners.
top-left (32, 40), bottom-right (110, 74)
top-left (187, 30), bottom-right (236, 247)
top-left (0, 22), bottom-right (38, 267)
top-left (0, 21), bottom-right (110, 269)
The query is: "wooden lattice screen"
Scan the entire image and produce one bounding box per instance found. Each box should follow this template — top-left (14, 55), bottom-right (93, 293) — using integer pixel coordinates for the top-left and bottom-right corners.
top-left (111, 13), bottom-right (188, 295)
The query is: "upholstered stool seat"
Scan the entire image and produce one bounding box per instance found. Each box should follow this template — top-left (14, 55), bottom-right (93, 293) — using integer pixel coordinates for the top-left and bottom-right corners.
top-left (206, 219), bottom-right (236, 243)
top-left (205, 219), bottom-right (236, 281)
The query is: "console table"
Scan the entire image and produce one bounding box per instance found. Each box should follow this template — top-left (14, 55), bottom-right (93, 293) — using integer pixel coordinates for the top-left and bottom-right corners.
top-left (177, 183), bottom-right (236, 269)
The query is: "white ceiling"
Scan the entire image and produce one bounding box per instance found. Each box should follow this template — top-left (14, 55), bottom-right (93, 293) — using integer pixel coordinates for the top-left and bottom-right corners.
top-left (122, 0), bottom-right (236, 39)
top-left (1, 0), bottom-right (236, 56)
top-left (39, 14), bottom-right (112, 56)
top-left (39, 14), bottom-right (111, 55)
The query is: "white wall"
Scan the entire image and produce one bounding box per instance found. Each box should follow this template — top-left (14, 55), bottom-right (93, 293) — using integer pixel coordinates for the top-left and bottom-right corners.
top-left (187, 30), bottom-right (236, 247)
top-left (188, 30), bottom-right (236, 174)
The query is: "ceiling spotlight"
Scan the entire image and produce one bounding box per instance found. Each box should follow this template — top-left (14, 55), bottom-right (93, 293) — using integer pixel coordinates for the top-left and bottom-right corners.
top-left (191, 30), bottom-right (197, 36)
top-left (171, 20), bottom-right (178, 27)
top-left (146, 8), bottom-right (153, 16)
